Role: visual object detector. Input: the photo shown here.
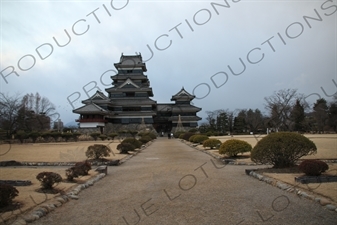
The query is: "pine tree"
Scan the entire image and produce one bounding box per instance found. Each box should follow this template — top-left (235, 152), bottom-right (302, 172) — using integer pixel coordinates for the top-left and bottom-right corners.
top-left (290, 99), bottom-right (305, 132)
top-left (313, 98), bottom-right (329, 133)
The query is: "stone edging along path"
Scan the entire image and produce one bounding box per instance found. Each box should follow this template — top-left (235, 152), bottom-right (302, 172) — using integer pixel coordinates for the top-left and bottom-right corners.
top-left (246, 170), bottom-right (337, 214)
top-left (9, 173), bottom-right (107, 225)
top-left (7, 141), bottom-right (153, 225)
top-left (181, 140), bottom-right (337, 214)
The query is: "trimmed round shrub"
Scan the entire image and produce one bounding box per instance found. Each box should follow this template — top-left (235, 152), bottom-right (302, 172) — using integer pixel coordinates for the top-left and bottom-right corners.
top-left (191, 135), bottom-right (209, 144)
top-left (219, 139), bottom-right (252, 157)
top-left (189, 134), bottom-right (198, 142)
top-left (189, 134), bottom-right (208, 143)
top-left (117, 143), bottom-right (135, 154)
top-left (298, 160), bottom-right (329, 176)
top-left (99, 134), bottom-right (107, 141)
top-left (74, 161), bottom-right (91, 175)
top-left (72, 132), bottom-right (81, 141)
top-left (206, 131), bottom-right (212, 136)
top-left (29, 132), bottom-right (40, 143)
top-left (139, 135), bottom-right (152, 144)
top-left (90, 132), bottom-right (101, 141)
top-left (174, 131), bottom-right (185, 138)
top-left (251, 132), bottom-right (317, 168)
top-left (36, 172), bottom-right (62, 189)
top-left (0, 184), bottom-right (19, 207)
top-left (41, 132), bottom-right (52, 142)
top-left (50, 132), bottom-right (61, 142)
top-left (86, 144), bottom-right (111, 160)
top-left (66, 161), bottom-right (92, 181)
top-left (16, 130), bottom-right (28, 143)
top-left (203, 138), bottom-right (222, 149)
top-left (181, 132), bottom-right (195, 141)
top-left (122, 138), bottom-right (142, 149)
top-left (61, 132), bottom-right (73, 142)
top-left (108, 133), bottom-right (118, 140)
top-left (139, 132), bottom-right (156, 140)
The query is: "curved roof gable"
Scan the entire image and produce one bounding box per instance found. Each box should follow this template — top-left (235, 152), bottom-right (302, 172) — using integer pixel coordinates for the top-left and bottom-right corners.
top-left (171, 87), bottom-right (195, 101)
top-left (119, 78), bottom-right (140, 88)
top-left (82, 91), bottom-right (110, 104)
top-left (73, 103), bottom-right (108, 115)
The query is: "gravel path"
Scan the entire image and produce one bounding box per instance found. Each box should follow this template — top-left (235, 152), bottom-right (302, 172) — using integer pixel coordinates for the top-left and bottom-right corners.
top-left (30, 138), bottom-right (337, 225)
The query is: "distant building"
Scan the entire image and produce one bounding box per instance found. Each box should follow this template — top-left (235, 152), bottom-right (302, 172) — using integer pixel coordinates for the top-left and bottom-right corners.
top-left (73, 54), bottom-right (201, 133)
top-left (53, 119), bottom-right (64, 132)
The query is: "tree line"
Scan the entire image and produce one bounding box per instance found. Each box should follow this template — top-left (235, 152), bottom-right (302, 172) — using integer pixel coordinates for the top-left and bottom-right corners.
top-left (199, 89), bottom-right (337, 135)
top-left (0, 92), bottom-right (58, 139)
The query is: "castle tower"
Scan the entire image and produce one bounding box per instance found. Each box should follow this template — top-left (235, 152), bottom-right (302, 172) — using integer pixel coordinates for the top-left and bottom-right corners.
top-left (73, 54), bottom-right (201, 133)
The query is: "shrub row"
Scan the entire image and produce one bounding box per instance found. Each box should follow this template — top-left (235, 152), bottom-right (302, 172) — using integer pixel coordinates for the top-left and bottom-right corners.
top-left (198, 132), bottom-right (318, 170)
top-left (15, 131), bottom-right (82, 143)
top-left (117, 135), bottom-right (155, 154)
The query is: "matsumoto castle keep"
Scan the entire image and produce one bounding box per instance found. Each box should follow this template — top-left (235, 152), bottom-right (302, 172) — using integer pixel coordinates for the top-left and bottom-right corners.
top-left (73, 54), bottom-right (202, 133)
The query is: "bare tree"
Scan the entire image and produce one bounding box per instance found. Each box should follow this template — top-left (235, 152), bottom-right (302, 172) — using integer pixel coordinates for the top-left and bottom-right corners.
top-left (0, 93), bottom-right (23, 138)
top-left (21, 92), bottom-right (57, 131)
top-left (205, 111), bottom-right (217, 131)
top-left (264, 89), bottom-right (299, 131)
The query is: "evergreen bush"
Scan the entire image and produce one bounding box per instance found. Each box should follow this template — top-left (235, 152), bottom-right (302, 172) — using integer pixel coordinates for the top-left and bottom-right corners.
top-left (298, 160), bottom-right (329, 176)
top-left (174, 131), bottom-right (185, 138)
top-left (117, 143), bottom-right (135, 154)
top-left (16, 130), bottom-right (28, 143)
top-left (203, 138), bottom-right (222, 149)
top-left (138, 132), bottom-right (156, 140)
top-left (86, 144), bottom-right (111, 159)
top-left (61, 132), bottom-right (73, 142)
top-left (90, 132), bottom-right (101, 141)
top-left (108, 133), bottom-right (118, 141)
top-left (36, 172), bottom-right (62, 189)
top-left (50, 132), bottom-right (61, 142)
top-left (29, 131), bottom-right (40, 143)
top-left (0, 184), bottom-right (19, 207)
top-left (251, 132), bottom-right (317, 168)
top-left (189, 134), bottom-right (198, 142)
top-left (66, 161), bottom-right (92, 181)
top-left (121, 138), bottom-right (142, 149)
top-left (74, 161), bottom-right (91, 175)
top-left (99, 134), bottom-right (107, 141)
top-left (72, 132), bottom-right (81, 142)
top-left (206, 131), bottom-right (213, 137)
top-left (139, 135), bottom-right (152, 144)
top-left (190, 135), bottom-right (209, 144)
top-left (219, 139), bottom-right (252, 157)
top-left (181, 132), bottom-right (195, 141)
top-left (41, 132), bottom-right (52, 142)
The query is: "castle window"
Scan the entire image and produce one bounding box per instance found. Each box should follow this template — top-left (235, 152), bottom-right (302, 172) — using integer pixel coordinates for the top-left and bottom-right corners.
top-left (125, 92), bottom-right (135, 97)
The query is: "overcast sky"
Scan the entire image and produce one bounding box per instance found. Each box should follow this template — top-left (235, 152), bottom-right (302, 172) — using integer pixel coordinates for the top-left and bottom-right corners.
top-left (1, 0), bottom-right (336, 125)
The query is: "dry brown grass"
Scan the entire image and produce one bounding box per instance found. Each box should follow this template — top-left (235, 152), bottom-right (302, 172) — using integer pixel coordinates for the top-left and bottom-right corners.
top-left (0, 167), bottom-right (99, 223)
top-left (261, 164), bottom-right (337, 204)
top-left (0, 141), bottom-right (125, 162)
top-left (0, 140), bottom-right (129, 223)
